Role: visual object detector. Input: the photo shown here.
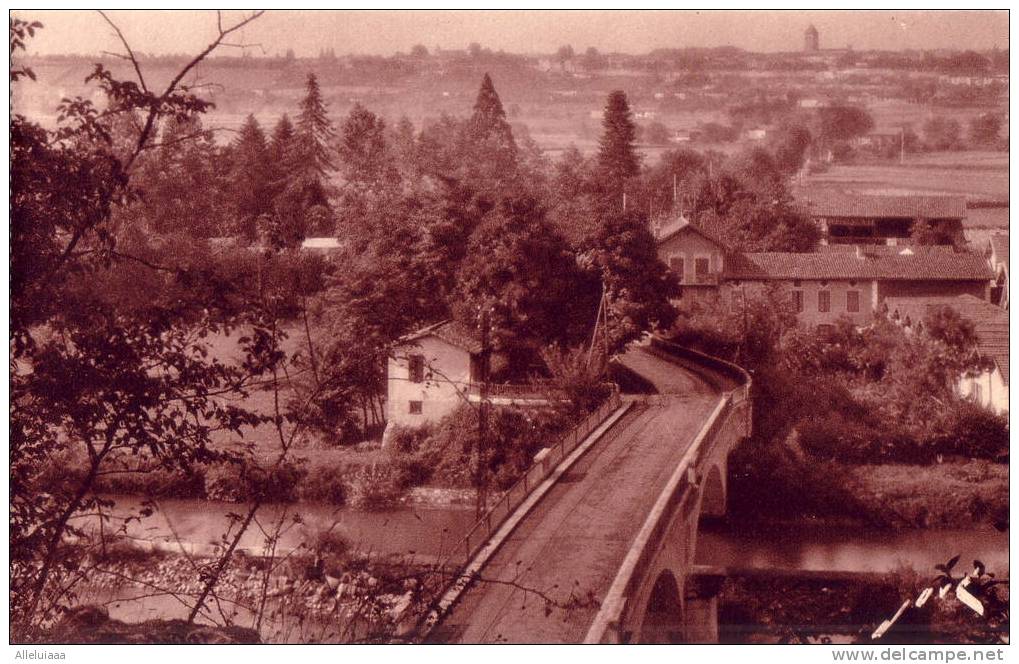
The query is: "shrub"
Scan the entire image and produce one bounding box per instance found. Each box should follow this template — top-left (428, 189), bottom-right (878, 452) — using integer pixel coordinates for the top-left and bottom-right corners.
top-left (300, 463), bottom-right (348, 505)
top-left (390, 454), bottom-right (433, 489)
top-left (927, 401), bottom-right (1008, 460)
top-left (345, 464), bottom-right (405, 510)
top-left (388, 423), bottom-right (435, 455)
top-left (204, 459), bottom-right (308, 503)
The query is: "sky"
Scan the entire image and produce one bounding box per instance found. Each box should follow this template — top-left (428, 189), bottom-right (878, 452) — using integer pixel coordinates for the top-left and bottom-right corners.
top-left (14, 9), bottom-right (1009, 58)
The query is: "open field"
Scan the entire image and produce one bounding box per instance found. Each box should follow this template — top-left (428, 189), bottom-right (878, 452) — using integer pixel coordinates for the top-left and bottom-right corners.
top-left (867, 99), bottom-right (1009, 137)
top-left (798, 151), bottom-right (1009, 204)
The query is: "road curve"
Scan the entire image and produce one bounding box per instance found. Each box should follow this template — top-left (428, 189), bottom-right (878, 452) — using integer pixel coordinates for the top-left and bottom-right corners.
top-left (429, 346), bottom-right (720, 644)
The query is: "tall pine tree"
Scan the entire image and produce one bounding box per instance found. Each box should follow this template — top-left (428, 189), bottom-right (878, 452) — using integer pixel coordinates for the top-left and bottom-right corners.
top-left (296, 72), bottom-right (335, 178)
top-left (596, 90), bottom-right (640, 194)
top-left (461, 73), bottom-right (519, 194)
top-left (269, 113), bottom-right (298, 180)
top-left (228, 114), bottom-right (272, 237)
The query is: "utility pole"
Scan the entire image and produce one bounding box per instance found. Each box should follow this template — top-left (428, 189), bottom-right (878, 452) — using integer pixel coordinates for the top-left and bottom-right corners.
top-left (900, 126), bottom-right (905, 165)
top-left (475, 309), bottom-right (491, 520)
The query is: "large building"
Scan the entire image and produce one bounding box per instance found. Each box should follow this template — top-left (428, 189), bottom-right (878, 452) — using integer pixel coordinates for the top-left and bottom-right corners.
top-left (798, 192), bottom-right (967, 246)
top-left (656, 218), bottom-right (994, 329)
top-left (804, 24), bottom-right (820, 52)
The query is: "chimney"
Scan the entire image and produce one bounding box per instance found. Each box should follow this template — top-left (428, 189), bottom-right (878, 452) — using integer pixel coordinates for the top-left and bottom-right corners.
top-left (855, 245), bottom-right (863, 259)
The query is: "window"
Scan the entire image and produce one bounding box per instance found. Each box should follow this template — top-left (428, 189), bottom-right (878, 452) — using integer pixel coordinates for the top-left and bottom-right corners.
top-left (731, 291), bottom-right (742, 313)
top-left (791, 290), bottom-right (804, 313)
top-left (408, 400), bottom-right (423, 415)
top-left (818, 290), bottom-right (831, 313)
top-left (694, 257), bottom-right (710, 280)
top-left (669, 256), bottom-right (685, 279)
top-left (846, 290), bottom-right (860, 313)
top-left (970, 382), bottom-right (983, 405)
top-left (408, 354), bottom-right (425, 383)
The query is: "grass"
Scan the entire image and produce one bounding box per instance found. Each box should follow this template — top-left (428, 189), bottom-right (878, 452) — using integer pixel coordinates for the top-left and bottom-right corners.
top-left (841, 460), bottom-right (1009, 529)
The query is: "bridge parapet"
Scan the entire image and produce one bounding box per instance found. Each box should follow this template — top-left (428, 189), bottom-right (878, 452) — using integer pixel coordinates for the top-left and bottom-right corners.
top-left (585, 340), bottom-right (752, 644)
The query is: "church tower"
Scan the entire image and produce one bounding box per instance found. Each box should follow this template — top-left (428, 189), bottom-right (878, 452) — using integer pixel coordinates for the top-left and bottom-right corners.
top-left (804, 24), bottom-right (820, 52)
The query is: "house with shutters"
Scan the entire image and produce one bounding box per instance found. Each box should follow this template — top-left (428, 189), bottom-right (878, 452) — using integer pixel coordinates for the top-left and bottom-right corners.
top-left (654, 218), bottom-right (729, 301)
top-left (884, 294), bottom-right (1009, 414)
top-left (656, 219), bottom-right (994, 330)
top-left (383, 320), bottom-right (552, 442)
top-left (384, 320), bottom-right (487, 436)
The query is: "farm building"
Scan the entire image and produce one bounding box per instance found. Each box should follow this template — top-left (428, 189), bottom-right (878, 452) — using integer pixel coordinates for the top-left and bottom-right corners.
top-left (657, 219), bottom-right (994, 329)
top-left (884, 295), bottom-right (1009, 415)
top-left (798, 192), bottom-right (967, 246)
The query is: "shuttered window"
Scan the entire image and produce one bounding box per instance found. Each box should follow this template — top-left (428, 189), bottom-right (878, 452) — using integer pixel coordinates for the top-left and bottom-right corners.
top-left (818, 290), bottom-right (831, 313)
top-left (847, 290), bottom-right (860, 313)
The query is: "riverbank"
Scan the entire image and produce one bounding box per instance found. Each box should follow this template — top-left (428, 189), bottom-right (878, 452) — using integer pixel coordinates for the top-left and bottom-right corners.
top-left (718, 568), bottom-right (1009, 644)
top-left (69, 538), bottom-right (445, 644)
top-left (729, 432), bottom-right (1008, 530)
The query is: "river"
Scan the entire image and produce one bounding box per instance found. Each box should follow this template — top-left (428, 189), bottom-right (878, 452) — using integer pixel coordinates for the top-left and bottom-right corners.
top-left (78, 495), bottom-right (477, 562)
top-left (85, 496), bottom-right (1009, 576)
top-left (696, 522), bottom-right (1009, 576)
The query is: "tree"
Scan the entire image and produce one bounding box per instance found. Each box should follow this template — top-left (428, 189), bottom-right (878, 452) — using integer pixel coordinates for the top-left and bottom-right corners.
top-left (10, 12), bottom-right (279, 638)
top-left (910, 217), bottom-right (958, 247)
top-left (556, 44), bottom-right (575, 62)
top-left (226, 114), bottom-right (273, 236)
top-left (580, 208), bottom-right (680, 353)
top-left (969, 113), bottom-right (1002, 147)
top-left (337, 103), bottom-right (398, 193)
top-left (410, 43), bottom-right (429, 58)
top-left (451, 196), bottom-right (597, 375)
top-left (127, 115), bottom-right (231, 238)
top-left (923, 116), bottom-right (962, 151)
top-left (768, 122), bottom-right (813, 174)
top-left (466, 73), bottom-right (518, 175)
top-left (547, 146), bottom-right (601, 246)
top-left (296, 72), bottom-right (336, 178)
top-left (596, 90), bottom-right (640, 197)
top-left (815, 105), bottom-right (874, 147)
top-left (269, 114), bottom-right (298, 180)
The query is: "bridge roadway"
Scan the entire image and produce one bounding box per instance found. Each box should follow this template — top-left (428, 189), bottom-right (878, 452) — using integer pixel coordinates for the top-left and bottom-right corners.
top-left (429, 347), bottom-right (722, 644)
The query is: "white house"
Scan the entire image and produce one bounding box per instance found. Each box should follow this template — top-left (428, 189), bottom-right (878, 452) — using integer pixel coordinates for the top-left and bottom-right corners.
top-left (987, 233), bottom-right (1009, 310)
top-left (382, 320), bottom-right (558, 445)
top-left (384, 320), bottom-right (485, 439)
top-left (885, 295), bottom-right (1009, 415)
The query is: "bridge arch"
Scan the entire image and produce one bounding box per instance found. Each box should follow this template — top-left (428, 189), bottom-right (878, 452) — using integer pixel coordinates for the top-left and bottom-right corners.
top-left (637, 570), bottom-right (685, 643)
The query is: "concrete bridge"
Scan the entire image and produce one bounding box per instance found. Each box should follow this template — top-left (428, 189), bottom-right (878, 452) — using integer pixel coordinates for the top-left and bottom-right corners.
top-left (425, 339), bottom-right (751, 644)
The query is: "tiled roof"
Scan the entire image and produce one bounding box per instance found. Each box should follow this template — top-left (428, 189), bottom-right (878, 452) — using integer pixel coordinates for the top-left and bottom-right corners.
top-left (399, 320), bottom-right (483, 354)
top-left (656, 217), bottom-right (728, 248)
top-left (989, 233), bottom-right (1009, 274)
top-left (883, 295), bottom-right (1009, 384)
top-left (725, 247), bottom-right (993, 282)
top-left (800, 192), bottom-right (967, 220)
